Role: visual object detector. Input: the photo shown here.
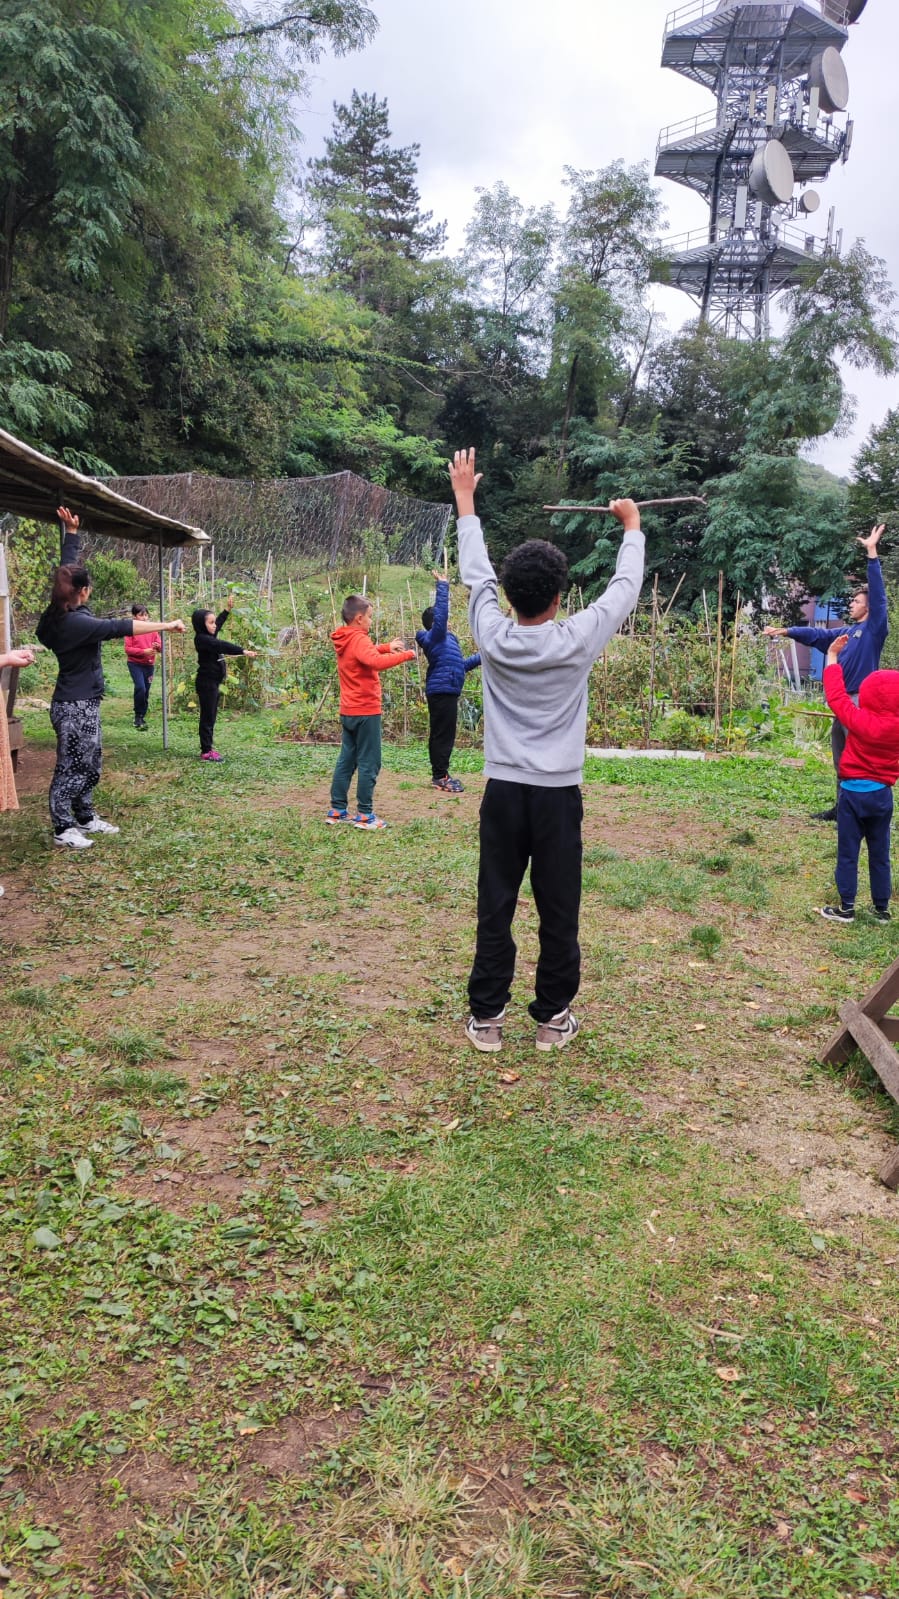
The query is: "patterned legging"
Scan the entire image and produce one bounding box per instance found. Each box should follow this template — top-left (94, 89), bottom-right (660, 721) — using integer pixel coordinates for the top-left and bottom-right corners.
top-left (49, 700), bottom-right (102, 832)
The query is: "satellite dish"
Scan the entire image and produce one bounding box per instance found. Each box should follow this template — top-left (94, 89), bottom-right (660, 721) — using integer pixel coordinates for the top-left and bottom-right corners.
top-left (809, 47), bottom-right (850, 113)
top-left (821, 0), bottom-right (868, 18)
top-left (799, 189), bottom-right (821, 214)
top-left (748, 141), bottom-right (795, 206)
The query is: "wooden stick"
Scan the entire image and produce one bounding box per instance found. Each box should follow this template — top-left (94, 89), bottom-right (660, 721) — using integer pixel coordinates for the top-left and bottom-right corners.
top-left (543, 496), bottom-right (707, 513)
top-left (326, 575), bottom-right (337, 629)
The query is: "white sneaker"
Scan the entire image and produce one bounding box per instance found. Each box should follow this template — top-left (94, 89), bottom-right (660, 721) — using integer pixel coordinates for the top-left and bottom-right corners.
top-left (78, 817), bottom-right (119, 835)
top-left (54, 827), bottom-right (94, 849)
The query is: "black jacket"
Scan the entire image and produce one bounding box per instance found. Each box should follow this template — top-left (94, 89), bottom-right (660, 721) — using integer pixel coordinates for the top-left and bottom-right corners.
top-left (193, 609), bottom-right (246, 683)
top-left (36, 605), bottom-right (133, 703)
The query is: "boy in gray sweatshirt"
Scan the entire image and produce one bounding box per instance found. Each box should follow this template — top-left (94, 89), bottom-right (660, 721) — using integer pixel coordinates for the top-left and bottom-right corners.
top-left (450, 448), bottom-right (644, 1052)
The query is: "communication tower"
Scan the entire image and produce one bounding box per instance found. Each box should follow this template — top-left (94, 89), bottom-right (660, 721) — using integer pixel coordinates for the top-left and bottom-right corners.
top-left (653, 1), bottom-right (872, 338)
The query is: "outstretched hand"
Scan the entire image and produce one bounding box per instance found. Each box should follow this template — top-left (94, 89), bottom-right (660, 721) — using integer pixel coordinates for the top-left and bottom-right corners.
top-left (857, 524), bottom-right (885, 559)
top-left (1, 646), bottom-right (35, 669)
top-left (763, 625), bottom-right (788, 637)
top-left (448, 448), bottom-right (483, 518)
top-left (56, 505), bottom-right (79, 531)
top-left (827, 633), bottom-right (849, 662)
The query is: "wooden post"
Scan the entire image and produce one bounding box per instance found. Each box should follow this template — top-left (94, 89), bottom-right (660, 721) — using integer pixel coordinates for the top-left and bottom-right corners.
top-left (727, 592), bottom-right (742, 745)
top-left (713, 571), bottom-right (724, 749)
top-left (158, 539), bottom-right (169, 752)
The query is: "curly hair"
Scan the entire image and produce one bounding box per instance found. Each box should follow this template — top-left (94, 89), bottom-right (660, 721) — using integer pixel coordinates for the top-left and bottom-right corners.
top-left (499, 540), bottom-right (569, 619)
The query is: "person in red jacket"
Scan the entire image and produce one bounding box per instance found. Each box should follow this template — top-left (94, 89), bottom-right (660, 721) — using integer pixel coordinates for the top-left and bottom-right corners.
top-left (326, 594), bottom-right (415, 830)
top-left (124, 605), bottom-right (163, 730)
top-left (819, 631), bottom-right (899, 923)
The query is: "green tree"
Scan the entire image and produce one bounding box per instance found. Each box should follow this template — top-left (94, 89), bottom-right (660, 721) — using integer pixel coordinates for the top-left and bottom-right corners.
top-left (551, 162), bottom-right (662, 458)
top-left (848, 408), bottom-right (899, 546)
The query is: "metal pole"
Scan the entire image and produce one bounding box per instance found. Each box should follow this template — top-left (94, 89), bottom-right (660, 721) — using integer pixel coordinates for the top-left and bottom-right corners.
top-left (159, 538), bottom-right (169, 751)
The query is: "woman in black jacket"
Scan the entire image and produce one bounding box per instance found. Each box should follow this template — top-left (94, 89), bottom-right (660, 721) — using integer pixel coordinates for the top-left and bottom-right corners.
top-left (36, 517), bottom-right (185, 847)
top-left (192, 596), bottom-right (257, 761)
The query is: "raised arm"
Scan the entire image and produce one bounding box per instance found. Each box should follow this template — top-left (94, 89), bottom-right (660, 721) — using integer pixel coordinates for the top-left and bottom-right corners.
top-left (860, 526), bottom-right (888, 643)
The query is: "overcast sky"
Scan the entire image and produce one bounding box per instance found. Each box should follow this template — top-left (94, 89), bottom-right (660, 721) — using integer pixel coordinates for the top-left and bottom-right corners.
top-left (298, 0), bottom-right (897, 477)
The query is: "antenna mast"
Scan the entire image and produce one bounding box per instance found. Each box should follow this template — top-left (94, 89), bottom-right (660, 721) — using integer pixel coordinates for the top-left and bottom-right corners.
top-left (653, 1), bottom-right (870, 339)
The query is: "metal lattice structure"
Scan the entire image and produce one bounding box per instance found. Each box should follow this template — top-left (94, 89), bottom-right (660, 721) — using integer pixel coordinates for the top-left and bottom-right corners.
top-left (653, 1), bottom-right (870, 338)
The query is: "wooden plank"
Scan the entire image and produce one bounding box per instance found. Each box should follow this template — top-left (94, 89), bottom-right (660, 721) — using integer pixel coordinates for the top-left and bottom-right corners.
top-left (838, 1000), bottom-right (899, 1105)
top-left (879, 1017), bottom-right (899, 1043)
top-left (822, 953), bottom-right (899, 1064)
top-left (878, 1148), bottom-right (899, 1192)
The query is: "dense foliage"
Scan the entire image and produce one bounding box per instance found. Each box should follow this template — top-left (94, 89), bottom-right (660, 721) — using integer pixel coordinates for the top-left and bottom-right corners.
top-left (2, 0), bottom-right (898, 607)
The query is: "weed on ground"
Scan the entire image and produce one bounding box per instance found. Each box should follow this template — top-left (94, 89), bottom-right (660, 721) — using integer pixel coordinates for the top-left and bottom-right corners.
top-left (2, 697), bottom-right (898, 1598)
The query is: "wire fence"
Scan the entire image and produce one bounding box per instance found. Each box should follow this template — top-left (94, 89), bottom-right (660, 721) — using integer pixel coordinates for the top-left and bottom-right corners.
top-left (102, 470), bottom-right (452, 583)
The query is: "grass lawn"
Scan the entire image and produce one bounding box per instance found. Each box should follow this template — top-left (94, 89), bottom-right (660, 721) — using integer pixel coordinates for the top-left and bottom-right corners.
top-left (2, 673), bottom-right (898, 1598)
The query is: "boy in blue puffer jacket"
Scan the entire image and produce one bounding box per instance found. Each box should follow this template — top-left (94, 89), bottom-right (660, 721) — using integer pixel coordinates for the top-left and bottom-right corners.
top-left (416, 570), bottom-right (481, 793)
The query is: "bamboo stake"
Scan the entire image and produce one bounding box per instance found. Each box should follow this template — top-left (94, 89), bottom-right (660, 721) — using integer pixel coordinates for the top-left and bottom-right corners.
top-left (407, 579), bottom-right (424, 699)
top-left (661, 572), bottom-right (687, 620)
top-left (399, 594), bottom-right (409, 738)
top-left (304, 675), bottom-right (334, 740)
top-left (326, 575), bottom-right (337, 629)
top-left (713, 570), bottom-right (724, 749)
top-left (647, 573), bottom-right (660, 746)
top-left (288, 575), bottom-right (302, 693)
top-left (443, 544), bottom-right (449, 578)
top-left (543, 496), bottom-right (707, 513)
top-left (727, 591), bottom-right (742, 746)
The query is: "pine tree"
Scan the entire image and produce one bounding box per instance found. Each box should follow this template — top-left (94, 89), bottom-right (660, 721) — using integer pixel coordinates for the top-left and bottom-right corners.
top-left (309, 91), bottom-right (445, 304)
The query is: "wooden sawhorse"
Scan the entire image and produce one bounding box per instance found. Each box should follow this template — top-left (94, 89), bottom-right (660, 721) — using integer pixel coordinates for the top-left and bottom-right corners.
top-left (823, 954), bottom-right (899, 1190)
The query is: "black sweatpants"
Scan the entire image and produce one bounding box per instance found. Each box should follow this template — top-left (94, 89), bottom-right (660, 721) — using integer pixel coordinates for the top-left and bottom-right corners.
top-left (196, 675), bottom-right (221, 753)
top-left (468, 778), bottom-right (583, 1024)
top-left (427, 692), bottom-right (459, 780)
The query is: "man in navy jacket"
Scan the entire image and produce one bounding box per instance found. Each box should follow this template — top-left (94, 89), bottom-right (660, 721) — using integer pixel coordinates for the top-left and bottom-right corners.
top-left (765, 524), bottom-right (887, 819)
top-left (416, 570), bottom-right (480, 793)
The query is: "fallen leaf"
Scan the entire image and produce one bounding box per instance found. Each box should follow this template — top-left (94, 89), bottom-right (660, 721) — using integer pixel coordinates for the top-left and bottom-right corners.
top-left (443, 1118), bottom-right (460, 1132)
top-left (715, 1366), bottom-right (743, 1383)
top-left (498, 1071), bottom-right (521, 1085)
top-left (845, 1490), bottom-right (867, 1505)
top-left (694, 1023), bottom-right (707, 1032)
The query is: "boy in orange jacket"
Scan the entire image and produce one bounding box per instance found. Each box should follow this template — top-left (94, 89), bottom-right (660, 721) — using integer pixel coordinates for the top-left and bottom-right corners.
top-left (819, 631), bottom-right (899, 923)
top-left (326, 595), bottom-right (415, 830)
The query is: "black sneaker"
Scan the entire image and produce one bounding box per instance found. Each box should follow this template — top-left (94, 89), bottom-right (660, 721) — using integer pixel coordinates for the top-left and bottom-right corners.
top-left (818, 905), bottom-right (854, 924)
top-left (873, 908), bottom-right (892, 923)
top-left (811, 806), bottom-right (838, 822)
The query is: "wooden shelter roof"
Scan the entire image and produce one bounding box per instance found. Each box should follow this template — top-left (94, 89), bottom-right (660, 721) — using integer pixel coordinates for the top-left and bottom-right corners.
top-left (0, 427), bottom-right (210, 548)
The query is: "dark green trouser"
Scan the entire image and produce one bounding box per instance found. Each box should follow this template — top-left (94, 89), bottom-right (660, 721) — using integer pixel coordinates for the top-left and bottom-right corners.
top-left (331, 714), bottom-right (382, 814)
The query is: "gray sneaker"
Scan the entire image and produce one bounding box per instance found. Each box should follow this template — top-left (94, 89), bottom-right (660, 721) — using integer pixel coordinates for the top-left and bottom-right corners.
top-left (465, 1008), bottom-right (505, 1052)
top-left (535, 1008), bottom-right (579, 1051)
